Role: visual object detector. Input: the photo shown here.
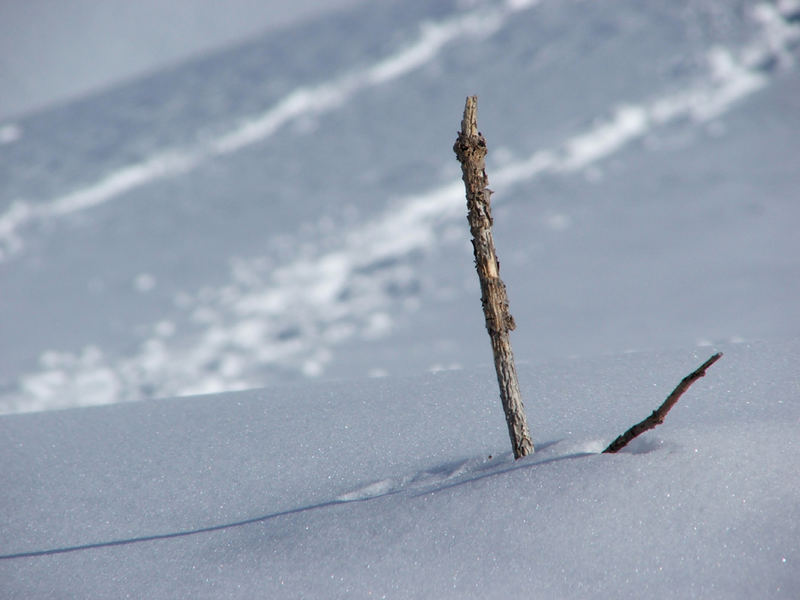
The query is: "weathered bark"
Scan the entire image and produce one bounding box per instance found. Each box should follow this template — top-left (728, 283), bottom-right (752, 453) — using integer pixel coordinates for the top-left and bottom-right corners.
top-left (453, 96), bottom-right (534, 459)
top-left (603, 353), bottom-right (723, 453)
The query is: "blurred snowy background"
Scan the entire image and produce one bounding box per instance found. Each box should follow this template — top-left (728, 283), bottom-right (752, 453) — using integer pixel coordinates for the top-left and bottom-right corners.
top-left (1, 0), bottom-right (799, 413)
top-left (0, 0), bottom-right (363, 119)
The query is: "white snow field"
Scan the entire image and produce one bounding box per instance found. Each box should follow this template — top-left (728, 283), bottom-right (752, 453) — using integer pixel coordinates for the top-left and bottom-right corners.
top-left (1, 342), bottom-right (798, 597)
top-left (1, 0), bottom-right (799, 596)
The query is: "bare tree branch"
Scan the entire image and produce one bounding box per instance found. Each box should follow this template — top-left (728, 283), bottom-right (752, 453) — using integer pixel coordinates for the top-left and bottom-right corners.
top-left (603, 353), bottom-right (723, 454)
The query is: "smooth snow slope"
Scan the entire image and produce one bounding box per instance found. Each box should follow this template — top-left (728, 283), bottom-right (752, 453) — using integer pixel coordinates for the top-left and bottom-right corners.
top-left (1, 341), bottom-right (798, 598)
top-left (0, 0), bottom-right (365, 121)
top-left (1, 0), bottom-right (799, 413)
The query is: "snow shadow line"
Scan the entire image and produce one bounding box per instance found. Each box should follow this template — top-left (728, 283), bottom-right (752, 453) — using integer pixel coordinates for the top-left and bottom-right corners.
top-left (0, 445), bottom-right (598, 561)
top-left (0, 494), bottom-right (386, 561)
top-left (410, 449), bottom-right (597, 498)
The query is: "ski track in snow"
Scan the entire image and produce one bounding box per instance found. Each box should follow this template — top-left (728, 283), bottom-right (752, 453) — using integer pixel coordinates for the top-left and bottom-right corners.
top-left (0, 0), bottom-right (537, 263)
top-left (2, 2), bottom-right (799, 413)
top-left (0, 123), bottom-right (22, 145)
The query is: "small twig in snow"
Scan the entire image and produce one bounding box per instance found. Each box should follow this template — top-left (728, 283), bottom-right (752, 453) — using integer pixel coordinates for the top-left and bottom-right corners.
top-left (603, 353), bottom-right (723, 454)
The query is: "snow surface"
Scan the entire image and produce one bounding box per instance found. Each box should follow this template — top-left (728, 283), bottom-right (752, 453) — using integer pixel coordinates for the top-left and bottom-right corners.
top-left (1, 0), bottom-right (799, 412)
top-left (1, 0), bottom-right (799, 596)
top-left (0, 0), bottom-right (365, 120)
top-left (1, 342), bottom-right (799, 597)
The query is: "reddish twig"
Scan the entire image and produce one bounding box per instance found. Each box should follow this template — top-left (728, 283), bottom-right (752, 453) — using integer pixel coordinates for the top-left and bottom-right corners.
top-left (603, 353), bottom-right (723, 454)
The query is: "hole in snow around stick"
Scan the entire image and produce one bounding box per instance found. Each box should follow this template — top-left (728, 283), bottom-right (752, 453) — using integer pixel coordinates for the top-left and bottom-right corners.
top-left (320, 436), bottom-right (680, 508)
top-left (620, 436), bottom-right (676, 455)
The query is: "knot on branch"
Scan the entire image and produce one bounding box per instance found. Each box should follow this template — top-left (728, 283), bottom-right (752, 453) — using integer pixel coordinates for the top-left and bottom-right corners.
top-left (480, 298), bottom-right (516, 334)
top-left (452, 132), bottom-right (487, 159)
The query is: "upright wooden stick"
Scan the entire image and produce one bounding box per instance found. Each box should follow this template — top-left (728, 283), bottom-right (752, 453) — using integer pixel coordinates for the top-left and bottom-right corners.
top-left (453, 96), bottom-right (534, 459)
